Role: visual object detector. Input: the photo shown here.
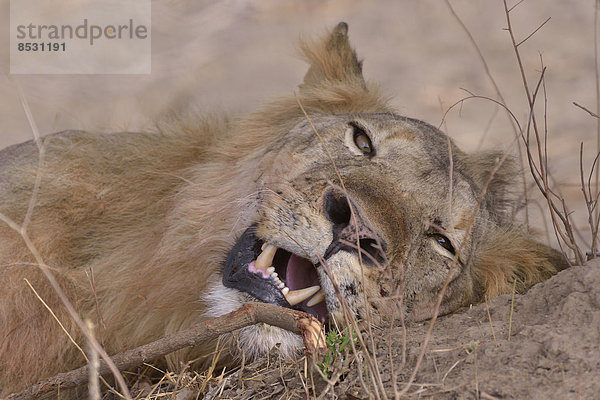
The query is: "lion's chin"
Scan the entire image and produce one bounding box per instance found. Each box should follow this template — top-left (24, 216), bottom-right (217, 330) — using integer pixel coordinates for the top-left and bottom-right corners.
top-left (222, 225), bottom-right (329, 322)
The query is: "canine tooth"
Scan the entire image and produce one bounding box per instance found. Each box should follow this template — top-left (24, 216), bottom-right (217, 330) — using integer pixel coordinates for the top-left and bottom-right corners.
top-left (266, 267), bottom-right (275, 274)
top-left (284, 285), bottom-right (321, 306)
top-left (255, 244), bottom-right (277, 270)
top-left (281, 287), bottom-right (289, 295)
top-left (306, 289), bottom-right (326, 307)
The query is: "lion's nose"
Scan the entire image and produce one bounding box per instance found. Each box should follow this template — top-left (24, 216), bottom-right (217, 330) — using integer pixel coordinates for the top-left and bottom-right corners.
top-left (322, 189), bottom-right (387, 264)
top-left (323, 188), bottom-right (352, 226)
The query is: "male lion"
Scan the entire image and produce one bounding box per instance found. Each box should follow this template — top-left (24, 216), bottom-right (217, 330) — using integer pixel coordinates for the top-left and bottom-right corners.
top-left (0, 23), bottom-right (567, 396)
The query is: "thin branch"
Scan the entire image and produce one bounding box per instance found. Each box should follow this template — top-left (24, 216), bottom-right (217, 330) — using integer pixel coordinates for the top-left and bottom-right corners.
top-left (7, 303), bottom-right (325, 400)
top-left (516, 17), bottom-right (551, 47)
top-left (445, 0), bottom-right (529, 226)
top-left (595, 0), bottom-right (600, 234)
top-left (5, 79), bottom-right (134, 398)
top-left (398, 144), bottom-right (515, 396)
top-left (508, 0), bottom-right (526, 13)
top-left (86, 320), bottom-right (101, 400)
top-left (11, 79), bottom-right (44, 233)
top-left (0, 208), bottom-right (133, 399)
top-left (503, 0), bottom-right (583, 264)
top-left (447, 135), bottom-right (454, 232)
top-left (296, 95), bottom-right (388, 399)
top-left (484, 296), bottom-right (498, 347)
top-left (507, 278), bottom-right (517, 340)
top-left (580, 143), bottom-right (600, 255)
top-left (23, 279), bottom-right (87, 360)
top-left (574, 101), bottom-right (600, 119)
top-left (439, 95), bottom-right (522, 134)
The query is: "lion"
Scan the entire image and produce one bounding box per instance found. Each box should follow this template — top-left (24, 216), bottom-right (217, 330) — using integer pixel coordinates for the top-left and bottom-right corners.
top-left (0, 22), bottom-right (568, 397)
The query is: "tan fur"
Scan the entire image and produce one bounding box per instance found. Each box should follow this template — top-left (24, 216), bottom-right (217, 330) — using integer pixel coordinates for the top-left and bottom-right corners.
top-left (0, 23), bottom-right (568, 397)
top-left (475, 228), bottom-right (565, 297)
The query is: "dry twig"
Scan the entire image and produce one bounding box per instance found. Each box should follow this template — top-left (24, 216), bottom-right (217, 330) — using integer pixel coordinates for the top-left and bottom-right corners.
top-left (5, 79), bottom-right (131, 399)
top-left (397, 145), bottom-right (514, 396)
top-left (503, 0), bottom-right (584, 264)
top-left (296, 95), bottom-right (388, 399)
top-left (445, 0), bottom-right (529, 225)
top-left (7, 303), bottom-right (325, 400)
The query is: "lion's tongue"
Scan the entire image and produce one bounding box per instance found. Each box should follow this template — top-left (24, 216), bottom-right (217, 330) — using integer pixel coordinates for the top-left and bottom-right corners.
top-left (286, 254), bottom-right (328, 321)
top-left (286, 254), bottom-right (319, 290)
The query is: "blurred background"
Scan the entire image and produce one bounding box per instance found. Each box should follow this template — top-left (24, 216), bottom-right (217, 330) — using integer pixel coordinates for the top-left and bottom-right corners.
top-left (1, 0), bottom-right (598, 254)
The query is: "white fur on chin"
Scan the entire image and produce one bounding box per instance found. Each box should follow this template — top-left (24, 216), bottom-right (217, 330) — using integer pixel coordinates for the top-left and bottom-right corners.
top-left (203, 282), bottom-right (304, 360)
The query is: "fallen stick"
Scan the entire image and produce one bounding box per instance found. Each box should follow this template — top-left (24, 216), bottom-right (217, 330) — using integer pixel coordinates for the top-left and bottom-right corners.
top-left (8, 302), bottom-right (326, 400)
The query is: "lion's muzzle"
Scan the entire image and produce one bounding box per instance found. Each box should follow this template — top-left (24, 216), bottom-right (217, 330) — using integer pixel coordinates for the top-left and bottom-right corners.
top-left (221, 188), bottom-right (389, 324)
top-left (322, 188), bottom-right (387, 266)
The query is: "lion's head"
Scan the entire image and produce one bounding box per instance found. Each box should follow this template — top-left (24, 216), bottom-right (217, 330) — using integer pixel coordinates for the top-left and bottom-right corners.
top-left (206, 22), bottom-right (567, 352)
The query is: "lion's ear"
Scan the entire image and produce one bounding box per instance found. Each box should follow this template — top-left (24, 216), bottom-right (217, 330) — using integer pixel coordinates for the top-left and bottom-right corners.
top-left (474, 228), bottom-right (570, 299)
top-left (299, 22), bottom-right (366, 91)
top-left (461, 151), bottom-right (518, 217)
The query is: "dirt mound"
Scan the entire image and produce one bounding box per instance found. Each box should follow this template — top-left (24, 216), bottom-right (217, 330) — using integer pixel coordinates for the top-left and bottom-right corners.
top-left (205, 261), bottom-right (600, 399)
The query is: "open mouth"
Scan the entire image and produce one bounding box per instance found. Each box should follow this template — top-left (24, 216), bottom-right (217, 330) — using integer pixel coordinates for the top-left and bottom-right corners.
top-left (222, 225), bottom-right (329, 322)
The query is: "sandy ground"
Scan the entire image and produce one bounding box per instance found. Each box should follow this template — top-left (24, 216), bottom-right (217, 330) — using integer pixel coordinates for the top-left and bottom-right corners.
top-left (2, 1), bottom-right (600, 398)
top-left (204, 260), bottom-right (600, 399)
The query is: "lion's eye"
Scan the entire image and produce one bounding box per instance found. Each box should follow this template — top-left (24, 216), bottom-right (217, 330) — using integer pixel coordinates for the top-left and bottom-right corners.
top-left (431, 234), bottom-right (455, 255)
top-left (351, 123), bottom-right (374, 155)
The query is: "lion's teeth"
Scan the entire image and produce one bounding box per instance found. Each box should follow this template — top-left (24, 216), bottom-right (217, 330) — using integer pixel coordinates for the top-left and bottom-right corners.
top-left (284, 285), bottom-right (321, 306)
top-left (306, 289), bottom-right (326, 307)
top-left (266, 267), bottom-right (275, 274)
top-left (277, 282), bottom-right (285, 289)
top-left (255, 244), bottom-right (277, 270)
top-left (281, 287), bottom-right (289, 295)
top-left (271, 272), bottom-right (278, 278)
